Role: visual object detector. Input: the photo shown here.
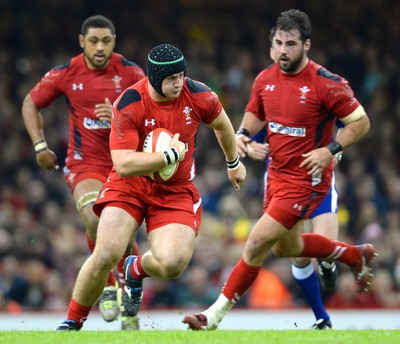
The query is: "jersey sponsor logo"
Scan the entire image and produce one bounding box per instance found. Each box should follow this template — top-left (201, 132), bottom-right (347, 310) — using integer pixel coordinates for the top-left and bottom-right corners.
top-left (265, 84), bottom-right (275, 91)
top-left (269, 121), bottom-right (306, 137)
top-left (183, 106), bottom-right (193, 124)
top-left (145, 119), bottom-right (156, 126)
top-left (72, 83), bottom-right (84, 91)
top-left (83, 117), bottom-right (111, 130)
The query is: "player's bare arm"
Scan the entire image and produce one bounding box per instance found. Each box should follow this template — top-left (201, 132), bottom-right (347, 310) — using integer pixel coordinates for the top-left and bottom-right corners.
top-left (300, 110), bottom-right (370, 175)
top-left (333, 110), bottom-right (370, 149)
top-left (208, 109), bottom-right (247, 190)
top-left (111, 134), bottom-right (185, 178)
top-left (22, 94), bottom-right (59, 170)
top-left (112, 149), bottom-right (171, 178)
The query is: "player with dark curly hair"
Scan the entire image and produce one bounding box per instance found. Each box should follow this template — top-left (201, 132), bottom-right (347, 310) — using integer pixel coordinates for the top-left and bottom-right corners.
top-left (183, 9), bottom-right (376, 331)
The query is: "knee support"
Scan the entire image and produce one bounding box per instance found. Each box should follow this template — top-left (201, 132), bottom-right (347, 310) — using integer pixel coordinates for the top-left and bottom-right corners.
top-left (76, 191), bottom-right (100, 212)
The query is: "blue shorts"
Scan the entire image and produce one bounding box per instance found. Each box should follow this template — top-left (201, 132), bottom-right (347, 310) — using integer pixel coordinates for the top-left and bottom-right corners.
top-left (309, 173), bottom-right (338, 219)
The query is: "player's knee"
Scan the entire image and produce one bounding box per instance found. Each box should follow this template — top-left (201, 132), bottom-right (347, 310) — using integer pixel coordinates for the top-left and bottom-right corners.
top-left (272, 245), bottom-right (293, 257)
top-left (92, 246), bottom-right (120, 271)
top-left (158, 255), bottom-right (190, 279)
top-left (272, 245), bottom-right (284, 257)
top-left (272, 239), bottom-right (301, 257)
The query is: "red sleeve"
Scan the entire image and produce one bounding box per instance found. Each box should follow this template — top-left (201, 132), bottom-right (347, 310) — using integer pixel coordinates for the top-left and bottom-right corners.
top-left (201, 91), bottom-right (223, 124)
top-left (109, 106), bottom-right (140, 151)
top-left (29, 68), bottom-right (65, 108)
top-left (318, 76), bottom-right (360, 120)
top-left (245, 72), bottom-right (266, 120)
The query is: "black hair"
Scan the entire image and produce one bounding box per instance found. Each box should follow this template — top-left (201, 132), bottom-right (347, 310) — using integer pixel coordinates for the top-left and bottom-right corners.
top-left (81, 15), bottom-right (116, 36)
top-left (271, 9), bottom-right (311, 43)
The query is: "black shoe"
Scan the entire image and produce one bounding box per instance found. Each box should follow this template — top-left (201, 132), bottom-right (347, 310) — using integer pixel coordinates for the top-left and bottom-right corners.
top-left (55, 320), bottom-right (81, 331)
top-left (311, 318), bottom-right (332, 330)
top-left (122, 255), bottom-right (143, 317)
top-left (318, 259), bottom-right (338, 291)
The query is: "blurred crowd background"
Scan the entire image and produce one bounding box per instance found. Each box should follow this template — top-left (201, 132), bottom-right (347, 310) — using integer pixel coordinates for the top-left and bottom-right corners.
top-left (1, 0), bottom-right (400, 314)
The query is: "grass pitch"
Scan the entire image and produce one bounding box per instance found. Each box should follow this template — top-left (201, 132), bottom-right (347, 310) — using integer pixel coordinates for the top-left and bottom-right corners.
top-left (1, 330), bottom-right (400, 344)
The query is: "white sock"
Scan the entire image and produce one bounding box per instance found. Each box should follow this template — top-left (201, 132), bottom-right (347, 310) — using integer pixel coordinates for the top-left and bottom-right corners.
top-left (292, 261), bottom-right (314, 280)
top-left (203, 294), bottom-right (233, 329)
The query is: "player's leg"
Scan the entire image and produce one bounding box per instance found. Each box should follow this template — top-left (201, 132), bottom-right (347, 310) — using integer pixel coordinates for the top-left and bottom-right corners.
top-left (310, 175), bottom-right (339, 291)
top-left (123, 182), bottom-right (201, 317)
top-left (292, 258), bottom-right (331, 328)
top-left (312, 212), bottom-right (339, 291)
top-left (287, 179), bottom-right (338, 329)
top-left (119, 239), bottom-right (140, 331)
top-left (123, 223), bottom-right (196, 316)
top-left (270, 222), bottom-right (330, 328)
top-left (183, 212), bottom-right (289, 330)
top-left (56, 206), bottom-right (139, 331)
top-left (292, 258), bottom-right (332, 329)
top-left (73, 178), bottom-right (122, 323)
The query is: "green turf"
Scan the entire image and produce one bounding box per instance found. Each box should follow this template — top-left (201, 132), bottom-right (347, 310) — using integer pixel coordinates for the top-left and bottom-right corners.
top-left (1, 330), bottom-right (399, 344)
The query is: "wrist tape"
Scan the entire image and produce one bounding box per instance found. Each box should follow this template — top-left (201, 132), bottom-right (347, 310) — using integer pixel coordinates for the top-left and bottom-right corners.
top-left (226, 156), bottom-right (240, 170)
top-left (34, 140), bottom-right (48, 154)
top-left (163, 147), bottom-right (179, 166)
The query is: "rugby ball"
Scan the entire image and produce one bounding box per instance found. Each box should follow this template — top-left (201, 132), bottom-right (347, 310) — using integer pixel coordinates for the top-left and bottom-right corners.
top-left (143, 128), bottom-right (179, 182)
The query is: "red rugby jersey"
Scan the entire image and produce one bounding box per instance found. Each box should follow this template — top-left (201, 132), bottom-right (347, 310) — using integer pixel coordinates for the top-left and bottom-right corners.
top-left (246, 59), bottom-right (360, 192)
top-left (109, 77), bottom-right (222, 183)
top-left (30, 53), bottom-right (145, 167)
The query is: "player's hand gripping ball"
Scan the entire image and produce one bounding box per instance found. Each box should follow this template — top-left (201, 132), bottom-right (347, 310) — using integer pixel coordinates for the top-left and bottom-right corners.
top-left (143, 128), bottom-right (179, 182)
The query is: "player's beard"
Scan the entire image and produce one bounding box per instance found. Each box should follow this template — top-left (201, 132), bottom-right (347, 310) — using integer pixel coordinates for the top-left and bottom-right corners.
top-left (278, 49), bottom-right (304, 74)
top-left (84, 53), bottom-right (111, 69)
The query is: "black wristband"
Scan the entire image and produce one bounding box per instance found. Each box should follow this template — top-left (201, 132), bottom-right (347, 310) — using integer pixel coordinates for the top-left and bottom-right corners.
top-left (327, 140), bottom-right (343, 155)
top-left (236, 128), bottom-right (250, 137)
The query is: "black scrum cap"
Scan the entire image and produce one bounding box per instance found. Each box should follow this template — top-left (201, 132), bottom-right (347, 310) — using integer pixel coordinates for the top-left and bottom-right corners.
top-left (147, 44), bottom-right (187, 97)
